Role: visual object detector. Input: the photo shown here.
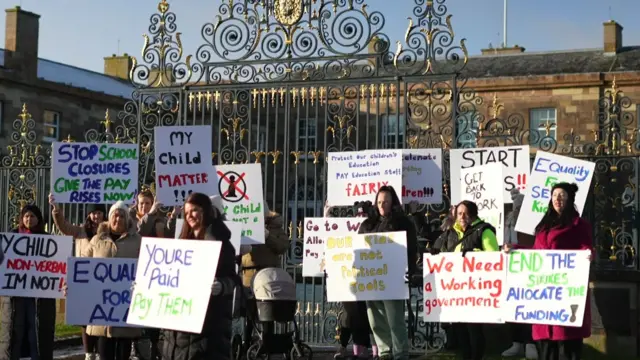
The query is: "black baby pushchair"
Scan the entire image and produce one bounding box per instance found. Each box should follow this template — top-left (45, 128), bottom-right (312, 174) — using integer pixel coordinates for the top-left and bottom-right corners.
top-left (232, 267), bottom-right (312, 360)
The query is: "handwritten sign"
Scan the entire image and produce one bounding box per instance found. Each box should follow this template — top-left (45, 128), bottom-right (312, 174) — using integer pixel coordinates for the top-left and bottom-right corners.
top-left (0, 233), bottom-right (72, 299)
top-left (504, 250), bottom-right (590, 327)
top-left (302, 217), bottom-right (365, 277)
top-left (127, 237), bottom-right (221, 333)
top-left (326, 150), bottom-right (403, 206)
top-left (450, 145), bottom-right (530, 204)
top-left (515, 152), bottom-right (595, 235)
top-left (459, 164), bottom-right (505, 245)
top-left (324, 231), bottom-right (408, 302)
top-left (423, 252), bottom-right (506, 323)
top-left (211, 164), bottom-right (265, 245)
top-left (51, 142), bottom-right (139, 204)
top-left (402, 149), bottom-right (443, 204)
top-left (154, 126), bottom-right (213, 206)
top-left (66, 258), bottom-right (137, 326)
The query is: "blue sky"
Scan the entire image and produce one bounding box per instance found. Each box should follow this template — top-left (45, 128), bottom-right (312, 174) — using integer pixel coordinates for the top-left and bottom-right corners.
top-left (2, 0), bottom-right (639, 74)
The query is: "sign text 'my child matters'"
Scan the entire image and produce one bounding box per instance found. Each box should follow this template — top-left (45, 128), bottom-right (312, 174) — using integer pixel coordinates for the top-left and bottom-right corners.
top-left (51, 142), bottom-right (139, 204)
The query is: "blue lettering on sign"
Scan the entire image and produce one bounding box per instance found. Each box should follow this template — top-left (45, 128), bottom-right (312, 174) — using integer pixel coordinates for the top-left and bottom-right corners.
top-left (546, 252), bottom-right (576, 270)
top-left (533, 157), bottom-right (590, 182)
top-left (94, 262), bottom-right (136, 283)
top-left (514, 305), bottom-right (569, 323)
top-left (57, 144), bottom-right (100, 163)
top-left (530, 185), bottom-right (551, 200)
top-left (506, 286), bottom-right (564, 301)
top-left (73, 259), bottom-right (90, 283)
top-left (142, 244), bottom-right (194, 289)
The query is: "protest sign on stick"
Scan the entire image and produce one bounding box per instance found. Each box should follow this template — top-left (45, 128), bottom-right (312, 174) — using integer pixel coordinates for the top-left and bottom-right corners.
top-left (504, 250), bottom-right (590, 327)
top-left (324, 231), bottom-right (408, 302)
top-left (402, 149), bottom-right (443, 204)
top-left (450, 145), bottom-right (530, 204)
top-left (515, 152), bottom-right (595, 235)
top-left (51, 142), bottom-right (139, 204)
top-left (302, 217), bottom-right (365, 277)
top-left (66, 258), bottom-right (138, 326)
top-left (422, 252), bottom-right (506, 323)
top-left (154, 126), bottom-right (213, 206)
top-left (127, 237), bottom-right (221, 333)
top-left (459, 163), bottom-right (505, 245)
top-left (0, 233), bottom-right (72, 299)
top-left (211, 163), bottom-right (265, 245)
top-left (326, 150), bottom-right (403, 206)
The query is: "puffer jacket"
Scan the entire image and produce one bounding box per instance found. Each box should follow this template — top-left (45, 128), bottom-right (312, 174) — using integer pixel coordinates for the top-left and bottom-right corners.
top-left (241, 211), bottom-right (288, 287)
top-left (0, 229), bottom-right (56, 360)
top-left (51, 209), bottom-right (93, 257)
top-left (80, 222), bottom-right (142, 338)
top-left (161, 221), bottom-right (240, 360)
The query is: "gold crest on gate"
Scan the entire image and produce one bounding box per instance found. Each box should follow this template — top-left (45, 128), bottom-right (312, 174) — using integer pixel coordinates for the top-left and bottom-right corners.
top-left (274, 0), bottom-right (304, 26)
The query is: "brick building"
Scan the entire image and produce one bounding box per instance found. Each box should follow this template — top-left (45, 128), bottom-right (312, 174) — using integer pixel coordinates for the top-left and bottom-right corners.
top-left (0, 6), bottom-right (134, 148)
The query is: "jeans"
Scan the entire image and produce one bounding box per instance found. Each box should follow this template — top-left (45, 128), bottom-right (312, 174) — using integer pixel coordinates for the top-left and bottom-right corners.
top-left (366, 300), bottom-right (408, 360)
top-left (25, 299), bottom-right (39, 360)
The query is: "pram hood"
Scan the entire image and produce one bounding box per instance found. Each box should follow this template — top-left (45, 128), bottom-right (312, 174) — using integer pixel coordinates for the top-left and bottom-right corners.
top-left (252, 267), bottom-right (297, 301)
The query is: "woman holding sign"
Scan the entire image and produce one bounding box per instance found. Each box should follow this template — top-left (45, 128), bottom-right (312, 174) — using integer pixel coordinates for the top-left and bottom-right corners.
top-left (81, 201), bottom-right (142, 360)
top-left (0, 204), bottom-right (56, 360)
top-left (358, 186), bottom-right (417, 360)
top-left (160, 192), bottom-right (239, 360)
top-left (507, 183), bottom-right (593, 360)
top-left (49, 194), bottom-right (106, 360)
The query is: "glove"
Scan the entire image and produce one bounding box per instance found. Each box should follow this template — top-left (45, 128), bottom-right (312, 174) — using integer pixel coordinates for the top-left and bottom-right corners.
top-left (211, 279), bottom-right (223, 296)
top-left (428, 248), bottom-right (441, 256)
top-left (461, 247), bottom-right (475, 257)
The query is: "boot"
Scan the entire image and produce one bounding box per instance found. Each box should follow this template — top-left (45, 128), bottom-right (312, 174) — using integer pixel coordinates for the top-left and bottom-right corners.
top-left (525, 343), bottom-right (538, 360)
top-left (501, 342), bottom-right (524, 357)
top-left (334, 346), bottom-right (348, 359)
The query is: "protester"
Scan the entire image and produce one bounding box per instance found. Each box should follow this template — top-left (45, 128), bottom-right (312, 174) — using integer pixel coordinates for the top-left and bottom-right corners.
top-left (505, 182), bottom-right (593, 360)
top-left (81, 201), bottom-right (142, 360)
top-left (130, 190), bottom-right (166, 237)
top-left (430, 200), bottom-right (499, 360)
top-left (324, 202), bottom-right (376, 360)
top-left (160, 192), bottom-right (239, 360)
top-left (501, 189), bottom-right (537, 359)
top-left (407, 200), bottom-right (440, 248)
top-left (0, 204), bottom-right (56, 360)
top-left (49, 194), bottom-right (105, 360)
top-left (357, 185), bottom-right (417, 360)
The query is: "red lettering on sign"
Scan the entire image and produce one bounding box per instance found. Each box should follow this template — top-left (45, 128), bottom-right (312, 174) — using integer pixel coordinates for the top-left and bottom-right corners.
top-left (345, 182), bottom-right (389, 197)
top-left (462, 254), bottom-right (504, 273)
top-left (424, 256), bottom-right (454, 274)
top-left (6, 259), bottom-right (67, 275)
top-left (158, 173), bottom-right (209, 188)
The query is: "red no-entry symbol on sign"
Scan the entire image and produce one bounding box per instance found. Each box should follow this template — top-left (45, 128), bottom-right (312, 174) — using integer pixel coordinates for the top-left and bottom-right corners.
top-left (217, 170), bottom-right (249, 203)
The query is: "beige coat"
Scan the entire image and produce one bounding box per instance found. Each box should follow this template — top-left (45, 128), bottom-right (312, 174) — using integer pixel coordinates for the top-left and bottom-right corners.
top-left (241, 211), bottom-right (289, 287)
top-left (51, 209), bottom-right (91, 257)
top-left (80, 222), bottom-right (142, 338)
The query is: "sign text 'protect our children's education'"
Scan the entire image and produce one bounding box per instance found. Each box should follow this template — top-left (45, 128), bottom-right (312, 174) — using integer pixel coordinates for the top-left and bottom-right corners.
top-left (51, 142), bottom-right (139, 204)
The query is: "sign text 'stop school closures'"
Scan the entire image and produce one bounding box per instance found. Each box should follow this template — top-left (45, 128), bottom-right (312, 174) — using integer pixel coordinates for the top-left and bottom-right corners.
top-left (51, 142), bottom-right (139, 204)
top-left (154, 126), bottom-right (213, 206)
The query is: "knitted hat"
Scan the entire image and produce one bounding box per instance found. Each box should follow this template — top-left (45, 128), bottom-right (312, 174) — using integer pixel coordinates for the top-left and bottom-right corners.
top-left (109, 201), bottom-right (130, 222)
top-left (209, 195), bottom-right (224, 213)
top-left (87, 203), bottom-right (106, 215)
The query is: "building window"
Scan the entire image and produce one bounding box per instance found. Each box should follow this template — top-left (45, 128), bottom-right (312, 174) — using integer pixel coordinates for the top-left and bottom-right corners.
top-left (298, 118), bottom-right (317, 159)
top-left (529, 108), bottom-right (557, 147)
top-left (43, 110), bottom-right (60, 142)
top-left (382, 114), bottom-right (405, 148)
top-left (456, 111), bottom-right (479, 148)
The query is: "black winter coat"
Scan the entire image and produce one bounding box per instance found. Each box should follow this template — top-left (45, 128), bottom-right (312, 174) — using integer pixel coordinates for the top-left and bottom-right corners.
top-left (0, 229), bottom-right (56, 360)
top-left (358, 213), bottom-right (419, 276)
top-left (161, 222), bottom-right (240, 360)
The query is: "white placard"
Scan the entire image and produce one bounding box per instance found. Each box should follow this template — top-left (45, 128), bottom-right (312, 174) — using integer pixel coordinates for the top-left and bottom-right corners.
top-left (127, 237), bottom-right (221, 333)
top-left (515, 152), bottom-right (595, 235)
top-left (154, 126), bottom-right (213, 206)
top-left (51, 142), bottom-right (139, 204)
top-left (326, 150), bottom-right (403, 206)
top-left (302, 217), bottom-right (365, 278)
top-left (402, 149), bottom-right (443, 204)
top-left (504, 250), bottom-right (590, 327)
top-left (450, 146), bottom-right (530, 204)
top-left (423, 252), bottom-right (506, 323)
top-left (0, 233), bottom-right (72, 299)
top-left (459, 164), bottom-right (505, 245)
top-left (66, 258), bottom-right (138, 326)
top-left (211, 164), bottom-right (265, 245)
top-left (325, 231), bottom-right (409, 302)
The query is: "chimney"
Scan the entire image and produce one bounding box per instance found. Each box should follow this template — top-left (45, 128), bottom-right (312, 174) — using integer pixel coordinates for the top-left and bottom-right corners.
top-left (104, 54), bottom-right (133, 80)
top-left (4, 6), bottom-right (40, 81)
top-left (481, 45), bottom-right (525, 56)
top-left (603, 20), bottom-right (623, 54)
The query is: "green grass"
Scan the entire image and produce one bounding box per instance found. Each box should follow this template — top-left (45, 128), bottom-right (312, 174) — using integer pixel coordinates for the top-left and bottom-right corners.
top-left (54, 323), bottom-right (82, 338)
